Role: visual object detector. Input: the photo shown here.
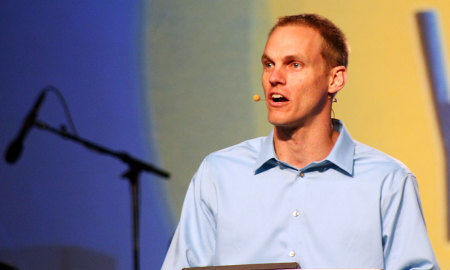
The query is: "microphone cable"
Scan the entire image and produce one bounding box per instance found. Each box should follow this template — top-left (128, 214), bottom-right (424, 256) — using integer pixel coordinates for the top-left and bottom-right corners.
top-left (41, 85), bottom-right (79, 136)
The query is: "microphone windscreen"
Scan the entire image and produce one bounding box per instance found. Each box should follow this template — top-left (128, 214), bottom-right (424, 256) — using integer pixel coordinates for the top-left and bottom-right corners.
top-left (5, 139), bottom-right (23, 164)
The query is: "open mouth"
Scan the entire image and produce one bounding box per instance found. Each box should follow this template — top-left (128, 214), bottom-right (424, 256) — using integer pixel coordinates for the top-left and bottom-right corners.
top-left (271, 93), bottom-right (289, 102)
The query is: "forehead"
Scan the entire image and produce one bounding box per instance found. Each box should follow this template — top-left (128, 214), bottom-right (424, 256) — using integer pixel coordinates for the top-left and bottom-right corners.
top-left (263, 25), bottom-right (324, 59)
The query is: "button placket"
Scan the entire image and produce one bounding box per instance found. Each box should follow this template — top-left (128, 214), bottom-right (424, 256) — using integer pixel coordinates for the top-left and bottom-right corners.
top-left (288, 168), bottom-right (304, 261)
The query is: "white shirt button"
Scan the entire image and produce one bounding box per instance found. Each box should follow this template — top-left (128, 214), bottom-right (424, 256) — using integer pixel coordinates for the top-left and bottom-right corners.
top-left (289, 251), bottom-right (296, 257)
top-left (293, 210), bottom-right (300, 217)
top-left (299, 171), bottom-right (305, 177)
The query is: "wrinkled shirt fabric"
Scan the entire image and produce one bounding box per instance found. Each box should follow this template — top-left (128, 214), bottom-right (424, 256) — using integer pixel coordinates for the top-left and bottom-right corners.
top-left (161, 120), bottom-right (439, 270)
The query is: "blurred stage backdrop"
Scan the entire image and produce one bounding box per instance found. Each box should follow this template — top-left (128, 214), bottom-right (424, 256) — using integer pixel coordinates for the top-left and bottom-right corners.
top-left (0, 0), bottom-right (449, 269)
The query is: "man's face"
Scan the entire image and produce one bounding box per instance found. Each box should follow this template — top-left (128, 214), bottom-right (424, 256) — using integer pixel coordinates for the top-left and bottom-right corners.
top-left (261, 25), bottom-right (332, 129)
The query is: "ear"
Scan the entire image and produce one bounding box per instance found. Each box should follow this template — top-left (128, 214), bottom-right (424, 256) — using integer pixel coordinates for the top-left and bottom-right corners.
top-left (328, 66), bottom-right (347, 96)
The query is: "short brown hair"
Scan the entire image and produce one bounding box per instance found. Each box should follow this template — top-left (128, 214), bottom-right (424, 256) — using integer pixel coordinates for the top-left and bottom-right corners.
top-left (269, 14), bottom-right (349, 68)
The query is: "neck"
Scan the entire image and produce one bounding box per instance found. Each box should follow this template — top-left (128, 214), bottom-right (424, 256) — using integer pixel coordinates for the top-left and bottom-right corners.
top-left (273, 118), bottom-right (339, 169)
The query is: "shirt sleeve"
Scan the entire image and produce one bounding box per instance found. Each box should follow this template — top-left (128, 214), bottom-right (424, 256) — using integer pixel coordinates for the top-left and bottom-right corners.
top-left (381, 172), bottom-right (440, 270)
top-left (161, 157), bottom-right (218, 270)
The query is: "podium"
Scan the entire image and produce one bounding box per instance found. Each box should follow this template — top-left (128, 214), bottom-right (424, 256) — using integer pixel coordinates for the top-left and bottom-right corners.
top-left (182, 263), bottom-right (383, 270)
top-left (183, 262), bottom-right (300, 269)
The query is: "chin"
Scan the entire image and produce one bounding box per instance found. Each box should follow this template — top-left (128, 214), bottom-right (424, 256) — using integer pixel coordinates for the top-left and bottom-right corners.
top-left (268, 116), bottom-right (306, 129)
top-left (269, 119), bottom-right (296, 128)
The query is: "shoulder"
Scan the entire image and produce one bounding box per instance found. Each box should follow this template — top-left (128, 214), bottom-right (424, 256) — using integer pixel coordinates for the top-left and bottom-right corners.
top-left (191, 136), bottom-right (267, 188)
top-left (191, 136), bottom-right (268, 183)
top-left (203, 136), bottom-right (267, 165)
top-left (353, 140), bottom-right (413, 179)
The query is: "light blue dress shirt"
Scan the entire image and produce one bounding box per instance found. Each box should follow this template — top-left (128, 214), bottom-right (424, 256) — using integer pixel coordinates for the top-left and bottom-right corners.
top-left (162, 120), bottom-right (439, 270)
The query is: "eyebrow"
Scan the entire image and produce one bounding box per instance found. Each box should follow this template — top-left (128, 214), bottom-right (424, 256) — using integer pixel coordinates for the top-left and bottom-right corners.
top-left (284, 55), bottom-right (302, 61)
top-left (261, 54), bottom-right (271, 62)
top-left (261, 54), bottom-right (304, 63)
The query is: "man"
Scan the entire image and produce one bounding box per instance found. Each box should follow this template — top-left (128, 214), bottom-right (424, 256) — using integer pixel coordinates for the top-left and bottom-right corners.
top-left (162, 14), bottom-right (439, 269)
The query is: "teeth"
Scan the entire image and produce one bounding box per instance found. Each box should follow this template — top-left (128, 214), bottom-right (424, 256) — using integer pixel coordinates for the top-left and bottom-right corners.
top-left (272, 94), bottom-right (284, 99)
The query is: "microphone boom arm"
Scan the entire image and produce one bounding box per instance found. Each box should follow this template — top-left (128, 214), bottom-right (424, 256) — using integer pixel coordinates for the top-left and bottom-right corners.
top-left (33, 119), bottom-right (169, 270)
top-left (34, 120), bottom-right (170, 179)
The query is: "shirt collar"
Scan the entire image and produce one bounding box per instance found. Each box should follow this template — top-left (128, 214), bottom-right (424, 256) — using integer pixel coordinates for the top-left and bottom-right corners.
top-left (326, 119), bottom-right (355, 175)
top-left (254, 129), bottom-right (278, 173)
top-left (254, 119), bottom-right (355, 175)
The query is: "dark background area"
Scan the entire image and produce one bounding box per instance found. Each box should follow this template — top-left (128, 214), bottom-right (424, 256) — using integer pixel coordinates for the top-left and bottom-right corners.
top-left (0, 1), bottom-right (173, 269)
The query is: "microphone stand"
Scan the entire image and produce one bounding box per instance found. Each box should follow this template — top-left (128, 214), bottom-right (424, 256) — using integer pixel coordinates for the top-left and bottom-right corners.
top-left (33, 120), bottom-right (170, 270)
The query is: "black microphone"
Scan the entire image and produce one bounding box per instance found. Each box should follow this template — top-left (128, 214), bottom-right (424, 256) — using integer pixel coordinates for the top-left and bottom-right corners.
top-left (5, 91), bottom-right (47, 164)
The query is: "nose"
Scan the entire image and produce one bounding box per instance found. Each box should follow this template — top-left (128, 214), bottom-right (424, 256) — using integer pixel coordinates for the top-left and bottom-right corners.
top-left (268, 66), bottom-right (286, 86)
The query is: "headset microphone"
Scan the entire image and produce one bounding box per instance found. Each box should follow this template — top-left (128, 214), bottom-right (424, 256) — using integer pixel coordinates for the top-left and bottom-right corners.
top-left (253, 94), bottom-right (264, 102)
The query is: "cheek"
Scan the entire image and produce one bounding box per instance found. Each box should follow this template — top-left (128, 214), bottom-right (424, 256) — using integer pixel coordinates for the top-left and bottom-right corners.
top-left (261, 74), bottom-right (271, 88)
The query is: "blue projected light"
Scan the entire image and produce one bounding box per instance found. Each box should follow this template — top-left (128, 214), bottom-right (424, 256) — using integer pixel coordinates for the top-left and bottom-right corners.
top-left (0, 2), bottom-right (172, 269)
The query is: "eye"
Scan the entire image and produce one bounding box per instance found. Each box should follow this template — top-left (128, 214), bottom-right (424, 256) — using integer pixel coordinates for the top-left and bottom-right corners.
top-left (264, 62), bottom-right (273, 69)
top-left (292, 62), bottom-right (301, 69)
